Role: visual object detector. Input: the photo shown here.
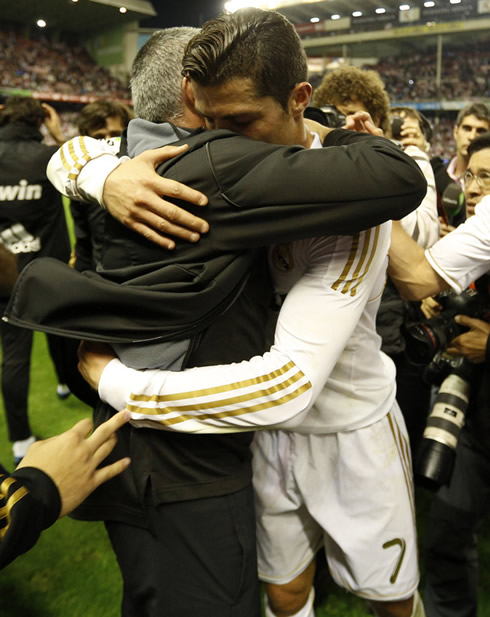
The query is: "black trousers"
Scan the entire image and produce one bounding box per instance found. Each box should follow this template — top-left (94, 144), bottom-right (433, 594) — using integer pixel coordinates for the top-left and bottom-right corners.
top-left (0, 319), bottom-right (33, 441)
top-left (105, 484), bottom-right (261, 617)
top-left (0, 320), bottom-right (97, 442)
top-left (394, 351), bottom-right (432, 460)
top-left (424, 429), bottom-right (490, 617)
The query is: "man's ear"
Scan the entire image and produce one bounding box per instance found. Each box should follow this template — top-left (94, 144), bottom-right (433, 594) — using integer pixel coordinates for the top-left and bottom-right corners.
top-left (453, 123), bottom-right (459, 143)
top-left (289, 82), bottom-right (312, 118)
top-left (181, 77), bottom-right (205, 128)
top-left (182, 77), bottom-right (196, 111)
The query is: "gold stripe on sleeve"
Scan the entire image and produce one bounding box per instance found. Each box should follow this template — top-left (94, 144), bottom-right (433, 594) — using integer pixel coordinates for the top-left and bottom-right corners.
top-left (332, 234), bottom-right (360, 292)
top-left (67, 139), bottom-right (79, 168)
top-left (0, 477), bottom-right (29, 540)
top-left (341, 229), bottom-right (372, 296)
top-left (78, 136), bottom-right (89, 157)
top-left (59, 143), bottom-right (73, 172)
top-left (128, 381), bottom-right (312, 426)
top-left (349, 226), bottom-right (381, 297)
top-left (130, 368), bottom-right (307, 413)
top-left (130, 361), bottom-right (299, 403)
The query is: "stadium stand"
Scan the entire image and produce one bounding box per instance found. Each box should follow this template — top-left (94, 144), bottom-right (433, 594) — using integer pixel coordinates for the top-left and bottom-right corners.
top-left (0, 1), bottom-right (489, 159)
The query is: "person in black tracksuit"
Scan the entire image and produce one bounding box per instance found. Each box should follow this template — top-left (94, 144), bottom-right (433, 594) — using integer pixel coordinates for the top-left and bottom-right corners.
top-left (0, 97), bottom-right (72, 463)
top-left (4, 26), bottom-right (426, 617)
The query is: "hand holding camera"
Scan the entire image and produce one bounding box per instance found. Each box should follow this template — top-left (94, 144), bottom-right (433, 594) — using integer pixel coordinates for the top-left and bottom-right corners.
top-left (445, 314), bottom-right (490, 364)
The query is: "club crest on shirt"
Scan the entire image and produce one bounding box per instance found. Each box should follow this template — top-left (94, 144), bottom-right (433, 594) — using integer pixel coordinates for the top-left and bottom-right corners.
top-left (271, 243), bottom-right (294, 272)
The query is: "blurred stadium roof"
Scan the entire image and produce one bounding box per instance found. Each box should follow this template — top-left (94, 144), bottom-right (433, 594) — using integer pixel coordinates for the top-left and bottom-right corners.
top-left (0, 0), bottom-right (157, 33)
top-left (240, 0), bottom-right (428, 23)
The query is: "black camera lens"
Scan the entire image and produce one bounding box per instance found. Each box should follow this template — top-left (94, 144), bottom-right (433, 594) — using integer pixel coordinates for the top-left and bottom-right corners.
top-left (403, 314), bottom-right (460, 366)
top-left (304, 105), bottom-right (345, 129)
top-left (391, 116), bottom-right (404, 141)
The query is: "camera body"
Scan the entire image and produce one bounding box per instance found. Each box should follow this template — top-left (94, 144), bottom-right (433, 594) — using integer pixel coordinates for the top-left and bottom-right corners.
top-left (304, 105), bottom-right (346, 129)
top-left (391, 116), bottom-right (404, 141)
top-left (403, 288), bottom-right (489, 366)
top-left (390, 109), bottom-right (433, 142)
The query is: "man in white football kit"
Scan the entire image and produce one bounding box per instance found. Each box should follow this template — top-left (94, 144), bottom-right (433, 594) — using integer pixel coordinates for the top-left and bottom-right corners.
top-left (45, 11), bottom-right (426, 617)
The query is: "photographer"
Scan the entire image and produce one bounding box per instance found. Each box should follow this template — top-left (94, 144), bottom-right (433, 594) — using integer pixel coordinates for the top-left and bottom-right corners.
top-left (389, 133), bottom-right (490, 617)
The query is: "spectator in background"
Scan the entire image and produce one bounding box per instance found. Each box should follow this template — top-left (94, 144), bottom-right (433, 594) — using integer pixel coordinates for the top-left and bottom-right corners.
top-left (71, 100), bottom-right (134, 272)
top-left (430, 103), bottom-right (490, 235)
top-left (0, 96), bottom-right (71, 464)
top-left (312, 67), bottom-right (439, 457)
top-left (312, 66), bottom-right (391, 134)
top-left (77, 99), bottom-right (133, 141)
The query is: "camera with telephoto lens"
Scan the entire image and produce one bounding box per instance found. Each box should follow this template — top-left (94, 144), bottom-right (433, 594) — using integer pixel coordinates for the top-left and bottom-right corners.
top-left (403, 288), bottom-right (490, 490)
top-left (415, 353), bottom-right (472, 490)
top-left (304, 105), bottom-right (346, 129)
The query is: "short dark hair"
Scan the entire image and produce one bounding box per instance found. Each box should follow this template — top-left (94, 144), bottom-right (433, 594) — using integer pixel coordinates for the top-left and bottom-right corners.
top-left (455, 103), bottom-right (490, 128)
top-left (467, 131), bottom-right (490, 157)
top-left (182, 8), bottom-right (307, 111)
top-left (0, 96), bottom-right (46, 129)
top-left (77, 100), bottom-right (134, 136)
top-left (312, 66), bottom-right (391, 134)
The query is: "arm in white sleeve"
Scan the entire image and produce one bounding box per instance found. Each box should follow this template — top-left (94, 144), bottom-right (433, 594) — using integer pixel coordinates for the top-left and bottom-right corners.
top-left (99, 231), bottom-right (385, 433)
top-left (400, 146), bottom-right (439, 248)
top-left (46, 136), bottom-right (125, 207)
top-left (426, 195), bottom-right (490, 293)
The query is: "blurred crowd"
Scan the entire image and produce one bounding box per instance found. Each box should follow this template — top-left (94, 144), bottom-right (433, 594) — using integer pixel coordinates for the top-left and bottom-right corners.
top-left (1, 27), bottom-right (489, 161)
top-left (367, 44), bottom-right (490, 102)
top-left (0, 30), bottom-right (129, 100)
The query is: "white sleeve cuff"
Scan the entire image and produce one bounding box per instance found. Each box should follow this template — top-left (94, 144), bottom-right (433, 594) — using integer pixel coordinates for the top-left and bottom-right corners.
top-left (77, 155), bottom-right (128, 207)
top-left (425, 247), bottom-right (465, 294)
top-left (98, 358), bottom-right (140, 411)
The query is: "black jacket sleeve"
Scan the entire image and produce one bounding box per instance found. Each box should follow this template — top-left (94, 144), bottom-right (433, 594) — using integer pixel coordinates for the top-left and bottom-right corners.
top-left (2, 128), bottom-right (428, 345)
top-left (164, 128), bottom-right (427, 251)
top-left (0, 464), bottom-right (61, 569)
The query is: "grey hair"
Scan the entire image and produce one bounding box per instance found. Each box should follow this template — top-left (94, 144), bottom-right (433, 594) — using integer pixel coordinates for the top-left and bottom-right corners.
top-left (130, 27), bottom-right (200, 123)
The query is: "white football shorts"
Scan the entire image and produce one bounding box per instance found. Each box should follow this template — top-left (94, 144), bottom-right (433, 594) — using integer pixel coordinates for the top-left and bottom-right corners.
top-left (252, 403), bottom-right (419, 601)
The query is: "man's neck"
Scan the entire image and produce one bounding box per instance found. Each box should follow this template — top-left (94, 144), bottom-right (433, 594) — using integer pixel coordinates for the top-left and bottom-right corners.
top-left (453, 153), bottom-right (468, 179)
top-left (298, 119), bottom-right (315, 149)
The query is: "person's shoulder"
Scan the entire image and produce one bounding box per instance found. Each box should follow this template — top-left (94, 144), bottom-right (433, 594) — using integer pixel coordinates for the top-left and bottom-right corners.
top-left (474, 195), bottom-right (490, 218)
